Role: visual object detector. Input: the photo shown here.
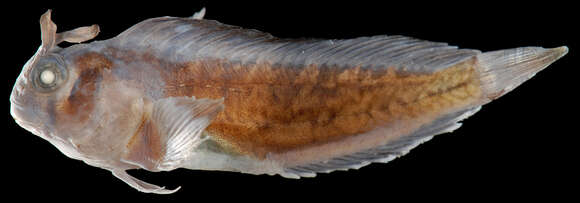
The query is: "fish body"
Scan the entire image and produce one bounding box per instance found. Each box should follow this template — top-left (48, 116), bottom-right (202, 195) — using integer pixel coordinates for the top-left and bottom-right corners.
top-left (10, 9), bottom-right (568, 194)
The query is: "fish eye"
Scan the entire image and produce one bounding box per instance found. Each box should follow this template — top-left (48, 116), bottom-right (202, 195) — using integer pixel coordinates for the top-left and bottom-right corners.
top-left (31, 55), bottom-right (68, 92)
top-left (40, 69), bottom-right (56, 84)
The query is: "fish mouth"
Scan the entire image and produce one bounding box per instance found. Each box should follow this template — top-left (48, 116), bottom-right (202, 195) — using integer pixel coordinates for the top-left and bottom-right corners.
top-left (10, 84), bottom-right (47, 138)
top-left (11, 102), bottom-right (55, 142)
top-left (10, 99), bottom-right (41, 136)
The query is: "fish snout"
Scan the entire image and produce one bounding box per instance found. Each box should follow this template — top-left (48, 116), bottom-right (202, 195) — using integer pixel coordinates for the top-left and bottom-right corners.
top-left (10, 81), bottom-right (45, 136)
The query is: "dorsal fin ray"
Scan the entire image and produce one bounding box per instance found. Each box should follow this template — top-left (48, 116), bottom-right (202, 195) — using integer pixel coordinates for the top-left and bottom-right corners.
top-left (113, 18), bottom-right (480, 73)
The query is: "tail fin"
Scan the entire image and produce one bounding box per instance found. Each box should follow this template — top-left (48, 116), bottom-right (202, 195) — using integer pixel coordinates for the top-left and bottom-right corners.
top-left (476, 46), bottom-right (568, 101)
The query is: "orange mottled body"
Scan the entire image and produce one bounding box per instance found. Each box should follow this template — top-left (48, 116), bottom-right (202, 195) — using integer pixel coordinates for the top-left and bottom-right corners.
top-left (12, 10), bottom-right (566, 193)
top-left (161, 58), bottom-right (482, 158)
top-left (66, 49), bottom-right (482, 159)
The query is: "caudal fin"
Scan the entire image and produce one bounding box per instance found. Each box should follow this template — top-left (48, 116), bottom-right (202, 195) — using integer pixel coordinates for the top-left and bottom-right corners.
top-left (476, 46), bottom-right (568, 101)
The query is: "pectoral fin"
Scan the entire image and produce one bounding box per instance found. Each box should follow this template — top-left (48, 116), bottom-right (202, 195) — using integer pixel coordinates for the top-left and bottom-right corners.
top-left (123, 96), bottom-right (224, 171)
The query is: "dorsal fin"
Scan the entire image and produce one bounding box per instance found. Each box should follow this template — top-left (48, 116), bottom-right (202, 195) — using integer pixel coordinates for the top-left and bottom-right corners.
top-left (191, 7), bottom-right (206, 20)
top-left (113, 17), bottom-right (480, 73)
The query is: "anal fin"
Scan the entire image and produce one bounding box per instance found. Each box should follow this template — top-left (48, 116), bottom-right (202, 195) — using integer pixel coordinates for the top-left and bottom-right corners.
top-left (284, 106), bottom-right (482, 178)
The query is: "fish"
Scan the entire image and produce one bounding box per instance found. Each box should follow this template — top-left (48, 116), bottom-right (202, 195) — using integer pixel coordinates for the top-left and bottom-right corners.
top-left (9, 8), bottom-right (568, 194)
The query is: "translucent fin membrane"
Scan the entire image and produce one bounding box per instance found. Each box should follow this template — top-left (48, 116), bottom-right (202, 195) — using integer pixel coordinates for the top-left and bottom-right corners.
top-left (476, 46), bottom-right (568, 101)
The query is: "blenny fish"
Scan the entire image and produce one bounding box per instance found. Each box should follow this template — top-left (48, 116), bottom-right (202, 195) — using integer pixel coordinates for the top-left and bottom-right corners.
top-left (10, 9), bottom-right (568, 194)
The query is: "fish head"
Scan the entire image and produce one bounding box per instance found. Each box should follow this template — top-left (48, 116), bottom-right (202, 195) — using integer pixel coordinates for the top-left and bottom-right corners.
top-left (10, 10), bottom-right (102, 160)
top-left (11, 49), bottom-right (68, 136)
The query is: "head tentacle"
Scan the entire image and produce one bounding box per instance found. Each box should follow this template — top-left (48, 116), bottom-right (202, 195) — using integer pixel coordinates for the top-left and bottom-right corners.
top-left (39, 9), bottom-right (100, 55)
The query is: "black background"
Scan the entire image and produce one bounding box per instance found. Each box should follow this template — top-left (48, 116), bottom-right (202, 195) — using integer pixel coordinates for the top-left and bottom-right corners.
top-left (4, 1), bottom-right (577, 201)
